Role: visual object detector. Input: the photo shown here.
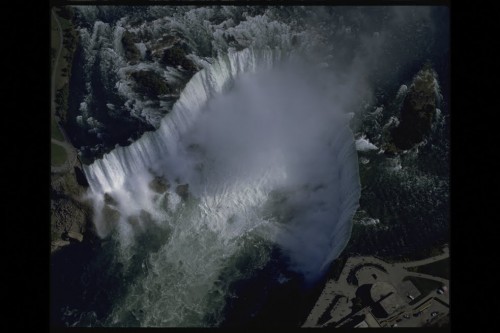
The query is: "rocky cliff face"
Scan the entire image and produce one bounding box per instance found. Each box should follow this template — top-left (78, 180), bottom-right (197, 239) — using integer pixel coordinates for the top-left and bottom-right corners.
top-left (121, 30), bottom-right (141, 64)
top-left (51, 6), bottom-right (93, 254)
top-left (51, 166), bottom-right (93, 253)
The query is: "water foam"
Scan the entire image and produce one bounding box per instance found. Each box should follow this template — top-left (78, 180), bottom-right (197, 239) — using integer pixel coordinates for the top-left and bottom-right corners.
top-left (83, 48), bottom-right (360, 326)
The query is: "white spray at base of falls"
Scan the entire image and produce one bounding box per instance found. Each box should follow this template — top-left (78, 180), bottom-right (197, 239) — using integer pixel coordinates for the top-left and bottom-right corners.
top-left (83, 48), bottom-right (360, 326)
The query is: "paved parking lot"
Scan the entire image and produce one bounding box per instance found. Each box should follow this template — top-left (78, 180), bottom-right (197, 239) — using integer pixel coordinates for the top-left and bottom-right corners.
top-left (303, 247), bottom-right (449, 328)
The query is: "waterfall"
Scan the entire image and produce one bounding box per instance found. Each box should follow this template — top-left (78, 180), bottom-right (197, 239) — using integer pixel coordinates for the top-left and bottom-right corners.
top-left (84, 48), bottom-right (281, 195)
top-left (82, 47), bottom-right (360, 326)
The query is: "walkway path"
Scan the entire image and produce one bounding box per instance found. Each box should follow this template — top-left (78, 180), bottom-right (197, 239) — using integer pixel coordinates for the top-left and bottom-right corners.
top-left (51, 9), bottom-right (78, 174)
top-left (51, 138), bottom-right (78, 173)
top-left (397, 246), bottom-right (449, 269)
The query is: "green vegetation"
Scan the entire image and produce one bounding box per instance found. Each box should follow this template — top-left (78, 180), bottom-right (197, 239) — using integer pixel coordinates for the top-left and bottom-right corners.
top-left (51, 116), bottom-right (65, 141)
top-left (52, 9), bottom-right (78, 134)
top-left (51, 143), bottom-right (68, 166)
top-left (62, 26), bottom-right (77, 52)
top-left (55, 84), bottom-right (69, 121)
top-left (428, 246), bottom-right (446, 257)
top-left (131, 70), bottom-right (171, 97)
top-left (407, 258), bottom-right (449, 280)
top-left (391, 67), bottom-right (437, 150)
top-left (372, 243), bottom-right (446, 264)
top-left (413, 244), bottom-right (446, 261)
top-left (55, 9), bottom-right (78, 65)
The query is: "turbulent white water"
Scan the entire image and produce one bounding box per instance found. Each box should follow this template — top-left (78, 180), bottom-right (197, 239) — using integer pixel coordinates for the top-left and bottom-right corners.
top-left (83, 46), bottom-right (360, 326)
top-left (355, 135), bottom-right (379, 152)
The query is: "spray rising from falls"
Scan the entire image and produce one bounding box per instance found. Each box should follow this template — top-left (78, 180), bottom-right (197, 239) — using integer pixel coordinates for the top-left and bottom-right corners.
top-left (83, 48), bottom-right (360, 326)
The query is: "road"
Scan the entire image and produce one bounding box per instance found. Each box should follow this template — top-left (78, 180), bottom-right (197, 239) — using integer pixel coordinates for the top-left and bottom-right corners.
top-left (405, 271), bottom-right (448, 285)
top-left (397, 246), bottom-right (449, 269)
top-left (51, 9), bottom-right (77, 174)
top-left (303, 251), bottom-right (449, 328)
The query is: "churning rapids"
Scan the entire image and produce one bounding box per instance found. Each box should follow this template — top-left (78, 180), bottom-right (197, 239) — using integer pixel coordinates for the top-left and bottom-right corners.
top-left (82, 48), bottom-right (360, 326)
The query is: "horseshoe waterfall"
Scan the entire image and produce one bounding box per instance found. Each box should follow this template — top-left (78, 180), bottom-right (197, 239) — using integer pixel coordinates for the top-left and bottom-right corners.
top-left (81, 47), bottom-right (361, 326)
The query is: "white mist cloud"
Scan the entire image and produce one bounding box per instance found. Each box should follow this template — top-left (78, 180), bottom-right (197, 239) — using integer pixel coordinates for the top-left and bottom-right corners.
top-left (172, 62), bottom-right (361, 281)
top-left (86, 53), bottom-right (362, 283)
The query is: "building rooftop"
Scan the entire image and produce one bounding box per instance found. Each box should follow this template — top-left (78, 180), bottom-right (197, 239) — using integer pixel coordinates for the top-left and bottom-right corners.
top-left (365, 312), bottom-right (381, 327)
top-left (370, 282), bottom-right (396, 303)
top-left (378, 292), bottom-right (405, 315)
top-left (370, 281), bottom-right (405, 317)
top-left (354, 321), bottom-right (369, 328)
top-left (398, 279), bottom-right (421, 300)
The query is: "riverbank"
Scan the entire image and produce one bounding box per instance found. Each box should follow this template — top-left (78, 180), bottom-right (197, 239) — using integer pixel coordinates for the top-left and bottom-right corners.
top-left (51, 6), bottom-right (93, 253)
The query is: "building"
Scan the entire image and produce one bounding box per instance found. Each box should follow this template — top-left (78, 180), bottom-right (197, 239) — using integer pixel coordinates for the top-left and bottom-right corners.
top-left (370, 282), bottom-right (405, 317)
top-left (398, 280), bottom-right (421, 302)
top-left (354, 321), bottom-right (369, 328)
top-left (379, 293), bottom-right (405, 315)
top-left (364, 312), bottom-right (381, 327)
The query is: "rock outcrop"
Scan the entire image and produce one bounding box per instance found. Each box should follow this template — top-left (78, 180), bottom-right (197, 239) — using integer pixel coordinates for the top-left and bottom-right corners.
top-left (67, 231), bottom-right (84, 242)
top-left (160, 46), bottom-right (198, 73)
top-left (74, 166), bottom-right (89, 187)
top-left (104, 192), bottom-right (118, 206)
top-left (122, 30), bottom-right (141, 64)
top-left (149, 176), bottom-right (170, 194)
top-left (175, 184), bottom-right (189, 201)
top-left (52, 239), bottom-right (70, 248)
top-left (51, 163), bottom-right (92, 253)
top-left (391, 66), bottom-right (439, 150)
top-left (131, 70), bottom-right (171, 98)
